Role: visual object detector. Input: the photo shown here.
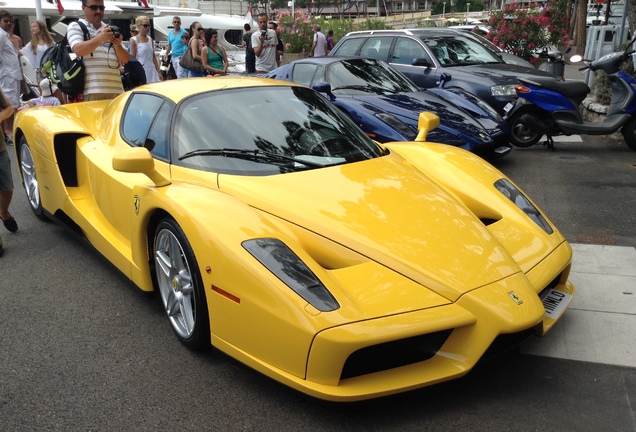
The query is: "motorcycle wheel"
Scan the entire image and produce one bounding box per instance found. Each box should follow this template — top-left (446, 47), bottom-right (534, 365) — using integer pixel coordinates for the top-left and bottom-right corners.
top-left (508, 111), bottom-right (542, 148)
top-left (621, 116), bottom-right (636, 151)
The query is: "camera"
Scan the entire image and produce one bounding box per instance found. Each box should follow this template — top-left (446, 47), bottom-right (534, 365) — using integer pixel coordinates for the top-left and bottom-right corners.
top-left (110, 25), bottom-right (121, 38)
top-left (261, 30), bottom-right (267, 39)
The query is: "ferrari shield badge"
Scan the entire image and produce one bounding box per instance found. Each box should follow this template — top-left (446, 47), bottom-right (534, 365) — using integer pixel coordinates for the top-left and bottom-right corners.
top-left (508, 291), bottom-right (523, 305)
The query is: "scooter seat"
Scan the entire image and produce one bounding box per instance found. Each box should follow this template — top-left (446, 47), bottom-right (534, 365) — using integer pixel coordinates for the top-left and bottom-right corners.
top-left (519, 77), bottom-right (590, 99)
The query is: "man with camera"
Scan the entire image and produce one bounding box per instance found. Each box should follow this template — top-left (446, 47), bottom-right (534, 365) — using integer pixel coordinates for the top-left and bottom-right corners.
top-left (67, 0), bottom-right (129, 101)
top-left (251, 12), bottom-right (278, 74)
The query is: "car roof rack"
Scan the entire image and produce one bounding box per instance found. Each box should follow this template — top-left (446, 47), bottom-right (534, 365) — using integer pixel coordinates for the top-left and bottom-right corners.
top-left (344, 29), bottom-right (415, 36)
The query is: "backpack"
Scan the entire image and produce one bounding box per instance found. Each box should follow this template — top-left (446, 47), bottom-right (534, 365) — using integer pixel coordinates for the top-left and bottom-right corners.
top-left (40, 21), bottom-right (90, 97)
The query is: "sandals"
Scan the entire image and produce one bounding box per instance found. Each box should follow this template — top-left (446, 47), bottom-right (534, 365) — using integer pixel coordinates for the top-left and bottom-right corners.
top-left (1, 214), bottom-right (17, 233)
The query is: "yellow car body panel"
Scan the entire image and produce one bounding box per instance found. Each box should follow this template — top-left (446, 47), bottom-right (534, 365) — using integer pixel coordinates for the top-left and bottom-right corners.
top-left (13, 78), bottom-right (575, 401)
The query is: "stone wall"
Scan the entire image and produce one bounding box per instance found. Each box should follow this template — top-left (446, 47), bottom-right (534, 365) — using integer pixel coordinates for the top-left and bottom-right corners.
top-left (581, 97), bottom-right (623, 140)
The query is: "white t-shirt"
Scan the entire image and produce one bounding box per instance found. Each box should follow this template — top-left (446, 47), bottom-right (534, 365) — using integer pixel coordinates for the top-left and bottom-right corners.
top-left (251, 29), bottom-right (278, 72)
top-left (313, 31), bottom-right (327, 57)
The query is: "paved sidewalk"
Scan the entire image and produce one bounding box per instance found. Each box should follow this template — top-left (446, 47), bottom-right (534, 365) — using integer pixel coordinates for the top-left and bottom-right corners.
top-left (521, 243), bottom-right (636, 368)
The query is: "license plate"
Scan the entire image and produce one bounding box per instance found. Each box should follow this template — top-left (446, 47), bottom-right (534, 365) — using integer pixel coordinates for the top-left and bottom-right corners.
top-left (503, 102), bottom-right (513, 113)
top-left (541, 288), bottom-right (572, 319)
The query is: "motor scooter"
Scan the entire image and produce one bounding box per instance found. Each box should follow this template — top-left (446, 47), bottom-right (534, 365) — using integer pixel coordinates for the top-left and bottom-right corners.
top-left (504, 38), bottom-right (636, 151)
top-left (535, 46), bottom-right (570, 80)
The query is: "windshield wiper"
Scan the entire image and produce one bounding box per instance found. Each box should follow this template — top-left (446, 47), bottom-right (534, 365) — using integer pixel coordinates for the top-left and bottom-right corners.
top-left (178, 147), bottom-right (325, 168)
top-left (332, 84), bottom-right (380, 93)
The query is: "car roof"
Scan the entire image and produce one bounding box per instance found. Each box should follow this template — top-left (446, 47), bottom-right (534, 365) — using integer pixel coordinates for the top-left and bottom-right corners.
top-left (131, 76), bottom-right (300, 102)
top-left (344, 28), bottom-right (465, 38)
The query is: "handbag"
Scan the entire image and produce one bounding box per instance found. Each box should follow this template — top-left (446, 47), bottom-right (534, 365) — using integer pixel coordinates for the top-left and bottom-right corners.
top-left (179, 43), bottom-right (202, 72)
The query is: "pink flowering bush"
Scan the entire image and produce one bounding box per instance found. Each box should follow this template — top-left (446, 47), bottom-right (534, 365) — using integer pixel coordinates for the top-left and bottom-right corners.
top-left (276, 10), bottom-right (390, 54)
top-left (487, 0), bottom-right (569, 64)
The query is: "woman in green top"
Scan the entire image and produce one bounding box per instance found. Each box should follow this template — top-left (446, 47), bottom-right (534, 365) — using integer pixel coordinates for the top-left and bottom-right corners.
top-left (202, 29), bottom-right (228, 76)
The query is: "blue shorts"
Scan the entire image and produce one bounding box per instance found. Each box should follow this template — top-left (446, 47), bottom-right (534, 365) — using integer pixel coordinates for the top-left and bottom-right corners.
top-left (0, 149), bottom-right (14, 192)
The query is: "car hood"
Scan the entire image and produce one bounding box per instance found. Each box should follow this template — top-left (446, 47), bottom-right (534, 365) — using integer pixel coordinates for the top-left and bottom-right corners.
top-left (218, 152), bottom-right (526, 304)
top-left (443, 63), bottom-right (552, 86)
top-left (340, 92), bottom-right (491, 142)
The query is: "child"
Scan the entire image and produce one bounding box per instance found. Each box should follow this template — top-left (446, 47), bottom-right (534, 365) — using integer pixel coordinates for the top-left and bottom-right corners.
top-left (27, 78), bottom-right (62, 107)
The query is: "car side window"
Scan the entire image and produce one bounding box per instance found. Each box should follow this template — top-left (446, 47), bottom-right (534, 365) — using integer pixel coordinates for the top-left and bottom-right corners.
top-left (392, 38), bottom-right (432, 66)
top-left (332, 38), bottom-right (365, 56)
top-left (359, 37), bottom-right (392, 62)
top-left (292, 64), bottom-right (320, 87)
top-left (122, 93), bottom-right (174, 160)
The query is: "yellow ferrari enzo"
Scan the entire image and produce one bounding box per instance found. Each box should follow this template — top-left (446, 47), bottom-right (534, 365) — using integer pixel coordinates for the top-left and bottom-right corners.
top-left (14, 77), bottom-right (574, 401)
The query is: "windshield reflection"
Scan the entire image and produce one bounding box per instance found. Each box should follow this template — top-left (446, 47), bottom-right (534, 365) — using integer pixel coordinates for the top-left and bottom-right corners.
top-left (173, 86), bottom-right (384, 175)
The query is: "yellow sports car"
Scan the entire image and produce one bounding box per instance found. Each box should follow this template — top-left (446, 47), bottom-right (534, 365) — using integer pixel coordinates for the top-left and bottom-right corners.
top-left (14, 77), bottom-right (575, 401)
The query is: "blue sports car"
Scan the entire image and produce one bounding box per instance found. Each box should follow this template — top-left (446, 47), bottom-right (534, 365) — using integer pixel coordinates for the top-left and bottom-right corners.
top-left (265, 56), bottom-right (511, 159)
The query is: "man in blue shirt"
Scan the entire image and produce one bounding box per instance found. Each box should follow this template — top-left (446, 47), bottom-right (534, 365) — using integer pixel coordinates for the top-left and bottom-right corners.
top-left (164, 16), bottom-right (188, 79)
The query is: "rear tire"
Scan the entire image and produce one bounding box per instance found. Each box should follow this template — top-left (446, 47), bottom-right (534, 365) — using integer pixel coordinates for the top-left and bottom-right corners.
top-left (18, 136), bottom-right (46, 220)
top-left (621, 116), bottom-right (636, 151)
top-left (508, 111), bottom-right (542, 148)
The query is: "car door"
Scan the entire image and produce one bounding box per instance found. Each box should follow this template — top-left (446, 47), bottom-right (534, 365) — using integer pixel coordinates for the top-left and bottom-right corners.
top-left (82, 93), bottom-right (174, 260)
top-left (388, 37), bottom-right (438, 89)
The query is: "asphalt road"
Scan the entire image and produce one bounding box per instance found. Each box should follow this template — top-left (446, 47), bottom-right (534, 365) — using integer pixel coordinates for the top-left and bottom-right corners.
top-left (1, 134), bottom-right (635, 431)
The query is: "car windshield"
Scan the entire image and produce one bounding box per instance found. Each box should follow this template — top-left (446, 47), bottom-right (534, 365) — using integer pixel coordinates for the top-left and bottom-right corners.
top-left (327, 58), bottom-right (421, 94)
top-left (421, 34), bottom-right (502, 66)
top-left (173, 86), bottom-right (385, 175)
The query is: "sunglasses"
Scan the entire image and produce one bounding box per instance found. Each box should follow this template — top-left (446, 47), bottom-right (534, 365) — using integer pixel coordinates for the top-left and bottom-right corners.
top-left (196, 28), bottom-right (203, 31)
top-left (173, 21), bottom-right (181, 24)
top-left (1, 19), bottom-right (13, 23)
top-left (86, 5), bottom-right (106, 11)
top-left (140, 24), bottom-right (151, 28)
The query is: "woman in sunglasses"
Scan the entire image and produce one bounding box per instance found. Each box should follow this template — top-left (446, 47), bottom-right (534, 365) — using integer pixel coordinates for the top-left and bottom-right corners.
top-left (186, 21), bottom-right (205, 78)
top-left (129, 16), bottom-right (162, 83)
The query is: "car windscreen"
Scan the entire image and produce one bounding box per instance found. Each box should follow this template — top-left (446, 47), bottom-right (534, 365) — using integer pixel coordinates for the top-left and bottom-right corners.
top-left (173, 86), bottom-right (385, 176)
top-left (326, 58), bottom-right (421, 94)
top-left (421, 34), bottom-right (502, 66)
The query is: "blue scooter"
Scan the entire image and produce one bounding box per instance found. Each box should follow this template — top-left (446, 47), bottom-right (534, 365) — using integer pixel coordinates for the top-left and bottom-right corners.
top-left (504, 38), bottom-right (636, 151)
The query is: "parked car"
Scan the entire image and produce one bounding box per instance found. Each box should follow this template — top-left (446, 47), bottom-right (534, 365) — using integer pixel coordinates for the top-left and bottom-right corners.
top-left (13, 77), bottom-right (575, 401)
top-left (452, 28), bottom-right (535, 68)
top-left (329, 28), bottom-right (552, 114)
top-left (265, 56), bottom-right (511, 158)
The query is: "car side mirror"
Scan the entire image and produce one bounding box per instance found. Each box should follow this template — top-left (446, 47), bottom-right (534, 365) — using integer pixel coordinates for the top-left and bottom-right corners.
top-left (412, 57), bottom-right (432, 68)
top-left (313, 82), bottom-right (336, 101)
top-left (415, 112), bottom-right (440, 142)
top-left (113, 147), bottom-right (171, 187)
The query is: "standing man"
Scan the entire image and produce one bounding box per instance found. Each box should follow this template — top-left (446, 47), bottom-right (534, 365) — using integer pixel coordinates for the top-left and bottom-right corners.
top-left (242, 23), bottom-right (255, 74)
top-left (251, 12), bottom-right (277, 73)
top-left (268, 21), bottom-right (283, 68)
top-left (311, 24), bottom-right (327, 57)
top-left (0, 87), bottom-right (16, 256)
top-left (0, 11), bottom-right (21, 146)
top-left (164, 16), bottom-right (188, 79)
top-left (67, 0), bottom-right (129, 101)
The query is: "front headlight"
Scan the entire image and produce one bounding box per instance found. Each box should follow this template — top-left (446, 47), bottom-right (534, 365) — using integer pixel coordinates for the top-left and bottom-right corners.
top-left (375, 112), bottom-right (417, 138)
top-left (491, 85), bottom-right (518, 97)
top-left (494, 179), bottom-right (553, 234)
top-left (242, 238), bottom-right (340, 312)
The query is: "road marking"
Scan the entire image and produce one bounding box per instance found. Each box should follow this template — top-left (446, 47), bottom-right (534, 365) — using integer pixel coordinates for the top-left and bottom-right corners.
top-left (520, 243), bottom-right (636, 368)
top-left (540, 135), bottom-right (584, 142)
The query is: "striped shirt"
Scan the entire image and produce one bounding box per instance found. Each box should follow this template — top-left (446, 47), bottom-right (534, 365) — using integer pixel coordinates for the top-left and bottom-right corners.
top-left (67, 19), bottom-right (123, 97)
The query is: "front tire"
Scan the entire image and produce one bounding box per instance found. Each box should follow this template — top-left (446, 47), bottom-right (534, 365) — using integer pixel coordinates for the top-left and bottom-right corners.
top-left (508, 111), bottom-right (542, 148)
top-left (621, 116), bottom-right (636, 151)
top-left (18, 136), bottom-right (46, 219)
top-left (153, 218), bottom-right (210, 350)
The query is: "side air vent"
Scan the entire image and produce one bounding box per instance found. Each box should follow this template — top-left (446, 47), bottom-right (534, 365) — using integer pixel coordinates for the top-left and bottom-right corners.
top-left (341, 330), bottom-right (452, 380)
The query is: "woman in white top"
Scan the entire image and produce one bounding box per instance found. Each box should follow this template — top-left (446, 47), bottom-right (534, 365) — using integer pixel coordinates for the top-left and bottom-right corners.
top-left (129, 15), bottom-right (162, 84)
top-left (20, 20), bottom-right (54, 81)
